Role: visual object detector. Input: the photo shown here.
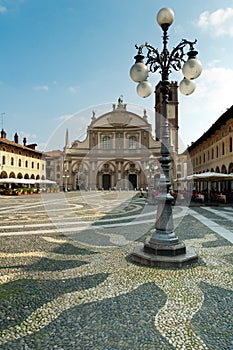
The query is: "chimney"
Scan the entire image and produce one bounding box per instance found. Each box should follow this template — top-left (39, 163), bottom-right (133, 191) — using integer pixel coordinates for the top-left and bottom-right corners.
top-left (23, 137), bottom-right (27, 146)
top-left (14, 132), bottom-right (19, 143)
top-left (1, 129), bottom-right (6, 139)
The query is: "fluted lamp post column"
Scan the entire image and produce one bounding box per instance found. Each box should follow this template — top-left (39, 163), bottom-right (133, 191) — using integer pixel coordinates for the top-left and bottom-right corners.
top-left (130, 8), bottom-right (202, 268)
top-left (146, 159), bottom-right (158, 205)
top-left (146, 167), bottom-right (154, 205)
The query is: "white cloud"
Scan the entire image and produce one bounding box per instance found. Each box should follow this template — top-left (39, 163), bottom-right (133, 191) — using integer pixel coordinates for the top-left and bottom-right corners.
top-left (33, 85), bottom-right (49, 91)
top-left (179, 66), bottom-right (233, 150)
top-left (0, 5), bottom-right (7, 13)
top-left (198, 8), bottom-right (233, 37)
top-left (195, 67), bottom-right (233, 113)
top-left (68, 86), bottom-right (79, 94)
top-left (19, 131), bottom-right (37, 141)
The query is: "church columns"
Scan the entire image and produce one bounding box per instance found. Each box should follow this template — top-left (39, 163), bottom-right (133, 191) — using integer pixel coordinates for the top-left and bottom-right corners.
top-left (89, 160), bottom-right (97, 190)
top-left (115, 160), bottom-right (124, 187)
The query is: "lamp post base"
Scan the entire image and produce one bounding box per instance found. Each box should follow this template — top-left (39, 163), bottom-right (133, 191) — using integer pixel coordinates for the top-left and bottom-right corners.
top-left (144, 239), bottom-right (186, 256)
top-left (132, 243), bottom-right (198, 268)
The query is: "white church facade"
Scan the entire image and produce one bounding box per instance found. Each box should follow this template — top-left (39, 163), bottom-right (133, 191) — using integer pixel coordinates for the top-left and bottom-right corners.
top-left (63, 98), bottom-right (164, 191)
top-left (45, 82), bottom-right (180, 191)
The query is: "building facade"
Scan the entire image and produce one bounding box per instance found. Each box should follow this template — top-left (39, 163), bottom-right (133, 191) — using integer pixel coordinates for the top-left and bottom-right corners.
top-left (44, 150), bottom-right (63, 188)
top-left (63, 98), bottom-right (164, 191)
top-left (0, 130), bottom-right (46, 180)
top-left (175, 153), bottom-right (188, 190)
top-left (187, 106), bottom-right (233, 197)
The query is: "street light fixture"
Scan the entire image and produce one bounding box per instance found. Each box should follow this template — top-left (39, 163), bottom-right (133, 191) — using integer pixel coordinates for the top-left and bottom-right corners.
top-left (130, 7), bottom-right (201, 267)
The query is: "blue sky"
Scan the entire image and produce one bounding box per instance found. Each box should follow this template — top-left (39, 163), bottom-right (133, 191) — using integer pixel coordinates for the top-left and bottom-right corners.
top-left (0, 0), bottom-right (233, 152)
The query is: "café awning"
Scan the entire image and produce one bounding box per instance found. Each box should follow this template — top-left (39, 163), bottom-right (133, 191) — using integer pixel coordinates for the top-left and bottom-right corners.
top-left (0, 178), bottom-right (56, 185)
top-left (187, 172), bottom-right (233, 181)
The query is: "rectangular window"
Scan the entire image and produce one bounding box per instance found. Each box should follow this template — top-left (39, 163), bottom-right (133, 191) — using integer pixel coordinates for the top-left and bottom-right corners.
top-left (103, 136), bottom-right (111, 149)
top-left (129, 136), bottom-right (137, 149)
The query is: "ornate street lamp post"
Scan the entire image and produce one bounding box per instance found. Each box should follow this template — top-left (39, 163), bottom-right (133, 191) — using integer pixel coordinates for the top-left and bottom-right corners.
top-left (146, 167), bottom-right (155, 204)
top-left (146, 158), bottom-right (158, 205)
top-left (130, 8), bottom-right (202, 267)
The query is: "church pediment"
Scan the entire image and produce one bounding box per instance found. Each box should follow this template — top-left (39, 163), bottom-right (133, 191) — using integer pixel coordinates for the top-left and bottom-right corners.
top-left (90, 98), bottom-right (151, 129)
top-left (107, 111), bottom-right (132, 127)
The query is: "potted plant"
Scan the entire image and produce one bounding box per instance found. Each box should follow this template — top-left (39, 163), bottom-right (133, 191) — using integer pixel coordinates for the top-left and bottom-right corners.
top-left (23, 188), bottom-right (28, 195)
top-left (28, 188), bottom-right (34, 194)
top-left (5, 188), bottom-right (12, 195)
top-left (16, 188), bottom-right (22, 195)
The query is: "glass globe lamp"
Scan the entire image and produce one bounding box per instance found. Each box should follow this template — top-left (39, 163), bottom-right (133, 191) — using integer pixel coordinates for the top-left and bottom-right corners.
top-left (130, 62), bottom-right (148, 83)
top-left (137, 80), bottom-right (153, 98)
top-left (179, 78), bottom-right (196, 95)
top-left (157, 8), bottom-right (174, 27)
top-left (182, 58), bottom-right (202, 80)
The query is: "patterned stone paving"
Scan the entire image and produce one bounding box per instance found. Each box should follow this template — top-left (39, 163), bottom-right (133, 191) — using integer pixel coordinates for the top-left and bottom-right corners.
top-left (0, 192), bottom-right (232, 349)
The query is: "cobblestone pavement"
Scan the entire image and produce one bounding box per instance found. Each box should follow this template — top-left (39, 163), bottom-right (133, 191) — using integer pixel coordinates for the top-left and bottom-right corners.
top-left (0, 192), bottom-right (232, 350)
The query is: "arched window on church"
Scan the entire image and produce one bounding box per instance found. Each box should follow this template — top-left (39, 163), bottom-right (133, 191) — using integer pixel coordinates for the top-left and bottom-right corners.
top-left (103, 136), bottom-right (111, 150)
top-left (129, 136), bottom-right (137, 149)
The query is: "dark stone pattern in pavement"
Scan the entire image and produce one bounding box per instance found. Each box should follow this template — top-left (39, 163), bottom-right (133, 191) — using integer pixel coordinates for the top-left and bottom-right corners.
top-left (0, 235), bottom-right (96, 255)
top-left (0, 273), bottom-right (108, 332)
top-left (191, 207), bottom-right (233, 240)
top-left (3, 283), bottom-right (175, 350)
top-left (191, 281), bottom-right (233, 350)
top-left (0, 256), bottom-right (87, 271)
top-left (175, 214), bottom-right (213, 240)
top-left (175, 213), bottom-right (231, 247)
